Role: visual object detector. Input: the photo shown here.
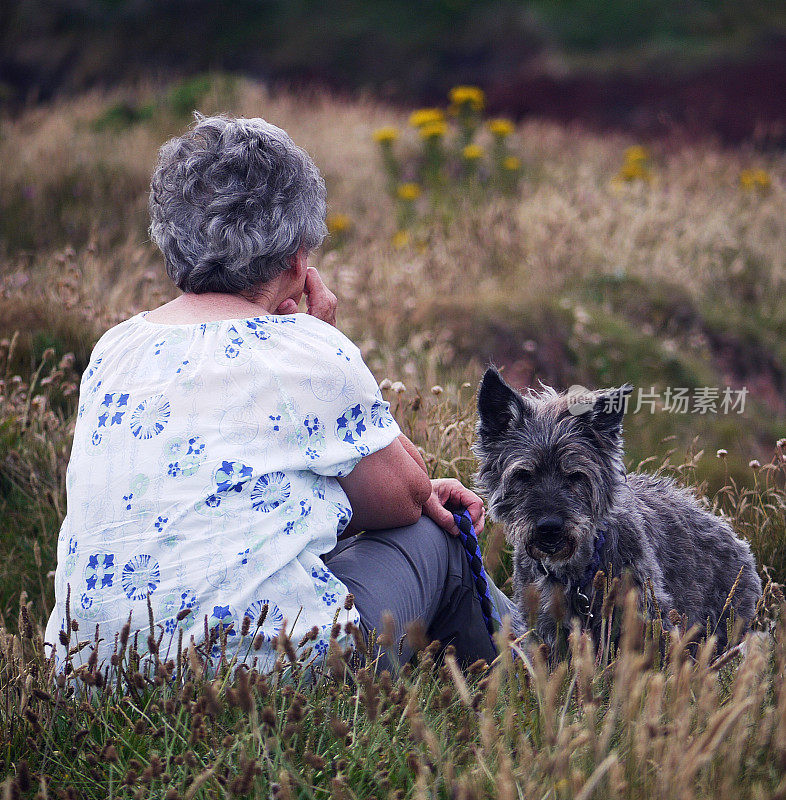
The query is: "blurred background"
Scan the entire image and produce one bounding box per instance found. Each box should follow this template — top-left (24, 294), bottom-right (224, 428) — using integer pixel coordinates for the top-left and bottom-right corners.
top-left (3, 0), bottom-right (786, 141)
top-left (2, 1), bottom-right (786, 616)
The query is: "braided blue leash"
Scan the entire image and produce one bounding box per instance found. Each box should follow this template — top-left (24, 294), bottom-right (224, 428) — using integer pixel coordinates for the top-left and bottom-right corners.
top-left (452, 509), bottom-right (502, 643)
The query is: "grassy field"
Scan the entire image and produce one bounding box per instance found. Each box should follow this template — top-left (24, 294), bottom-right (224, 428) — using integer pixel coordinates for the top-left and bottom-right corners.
top-left (1, 77), bottom-right (786, 797)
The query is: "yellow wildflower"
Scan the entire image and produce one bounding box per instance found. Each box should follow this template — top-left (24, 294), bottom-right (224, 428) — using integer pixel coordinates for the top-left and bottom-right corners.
top-left (392, 230), bottom-right (410, 249)
top-left (487, 118), bottom-right (514, 137)
top-left (462, 144), bottom-right (484, 161)
top-left (396, 183), bottom-right (421, 201)
top-left (740, 168), bottom-right (771, 191)
top-left (617, 160), bottom-right (652, 183)
top-left (326, 213), bottom-right (351, 235)
top-left (624, 145), bottom-right (650, 163)
top-left (409, 108), bottom-right (445, 128)
top-left (372, 126), bottom-right (399, 144)
top-left (419, 121), bottom-right (447, 139)
top-left (753, 168), bottom-right (772, 188)
top-left (448, 85), bottom-right (485, 111)
top-left (502, 155), bottom-right (521, 171)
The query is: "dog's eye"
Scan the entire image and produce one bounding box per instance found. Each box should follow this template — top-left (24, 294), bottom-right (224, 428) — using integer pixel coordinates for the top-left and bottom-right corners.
top-left (513, 469), bottom-right (531, 483)
top-left (567, 471), bottom-right (584, 484)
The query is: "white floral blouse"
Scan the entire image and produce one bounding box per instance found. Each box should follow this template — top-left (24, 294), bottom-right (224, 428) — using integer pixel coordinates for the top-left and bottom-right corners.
top-left (44, 311), bottom-right (401, 672)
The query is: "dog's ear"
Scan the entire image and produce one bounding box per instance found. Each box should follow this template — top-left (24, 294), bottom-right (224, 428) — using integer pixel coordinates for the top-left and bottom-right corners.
top-left (590, 384), bottom-right (633, 440)
top-left (477, 367), bottom-right (532, 437)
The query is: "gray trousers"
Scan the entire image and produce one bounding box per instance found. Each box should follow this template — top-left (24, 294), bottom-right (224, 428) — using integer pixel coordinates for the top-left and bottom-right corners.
top-left (322, 516), bottom-right (517, 668)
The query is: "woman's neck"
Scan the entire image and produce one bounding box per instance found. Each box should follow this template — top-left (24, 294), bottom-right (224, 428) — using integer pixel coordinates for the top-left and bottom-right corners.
top-left (143, 277), bottom-right (297, 325)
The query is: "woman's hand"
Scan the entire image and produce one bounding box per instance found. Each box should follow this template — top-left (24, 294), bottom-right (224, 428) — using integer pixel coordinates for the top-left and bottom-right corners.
top-left (423, 478), bottom-right (486, 537)
top-left (276, 267), bottom-right (337, 326)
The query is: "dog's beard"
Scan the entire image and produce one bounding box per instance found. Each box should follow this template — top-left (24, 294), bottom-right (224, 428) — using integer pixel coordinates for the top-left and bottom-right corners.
top-left (525, 539), bottom-right (575, 562)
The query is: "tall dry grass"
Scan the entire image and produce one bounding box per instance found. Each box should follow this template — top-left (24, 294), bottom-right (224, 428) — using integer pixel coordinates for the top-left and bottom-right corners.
top-left (1, 572), bottom-right (785, 798)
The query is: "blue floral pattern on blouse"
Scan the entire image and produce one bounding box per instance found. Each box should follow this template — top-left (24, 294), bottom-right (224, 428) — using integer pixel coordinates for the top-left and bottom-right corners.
top-left (45, 312), bottom-right (401, 674)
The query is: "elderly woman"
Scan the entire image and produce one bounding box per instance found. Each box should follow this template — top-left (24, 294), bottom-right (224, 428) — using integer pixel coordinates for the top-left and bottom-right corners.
top-left (45, 114), bottom-right (516, 673)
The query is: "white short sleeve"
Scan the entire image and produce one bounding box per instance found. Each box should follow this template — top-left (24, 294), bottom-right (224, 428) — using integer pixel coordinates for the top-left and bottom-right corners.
top-left (308, 339), bottom-right (401, 477)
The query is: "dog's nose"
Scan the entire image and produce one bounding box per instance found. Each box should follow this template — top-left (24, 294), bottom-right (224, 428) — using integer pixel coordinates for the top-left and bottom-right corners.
top-left (535, 515), bottom-right (564, 539)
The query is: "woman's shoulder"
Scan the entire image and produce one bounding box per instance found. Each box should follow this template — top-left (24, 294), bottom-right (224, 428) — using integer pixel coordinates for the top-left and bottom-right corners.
top-left (88, 314), bottom-right (146, 356)
top-left (286, 314), bottom-right (361, 355)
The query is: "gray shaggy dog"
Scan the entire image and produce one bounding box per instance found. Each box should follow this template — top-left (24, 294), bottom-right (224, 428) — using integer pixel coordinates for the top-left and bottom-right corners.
top-left (474, 368), bottom-right (762, 651)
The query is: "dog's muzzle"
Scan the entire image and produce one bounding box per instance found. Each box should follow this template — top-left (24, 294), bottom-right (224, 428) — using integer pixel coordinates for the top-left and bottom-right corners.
top-left (526, 514), bottom-right (578, 561)
top-left (532, 514), bottom-right (565, 552)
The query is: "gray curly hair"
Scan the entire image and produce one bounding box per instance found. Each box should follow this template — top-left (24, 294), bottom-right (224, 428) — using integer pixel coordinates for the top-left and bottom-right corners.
top-left (149, 114), bottom-right (327, 294)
